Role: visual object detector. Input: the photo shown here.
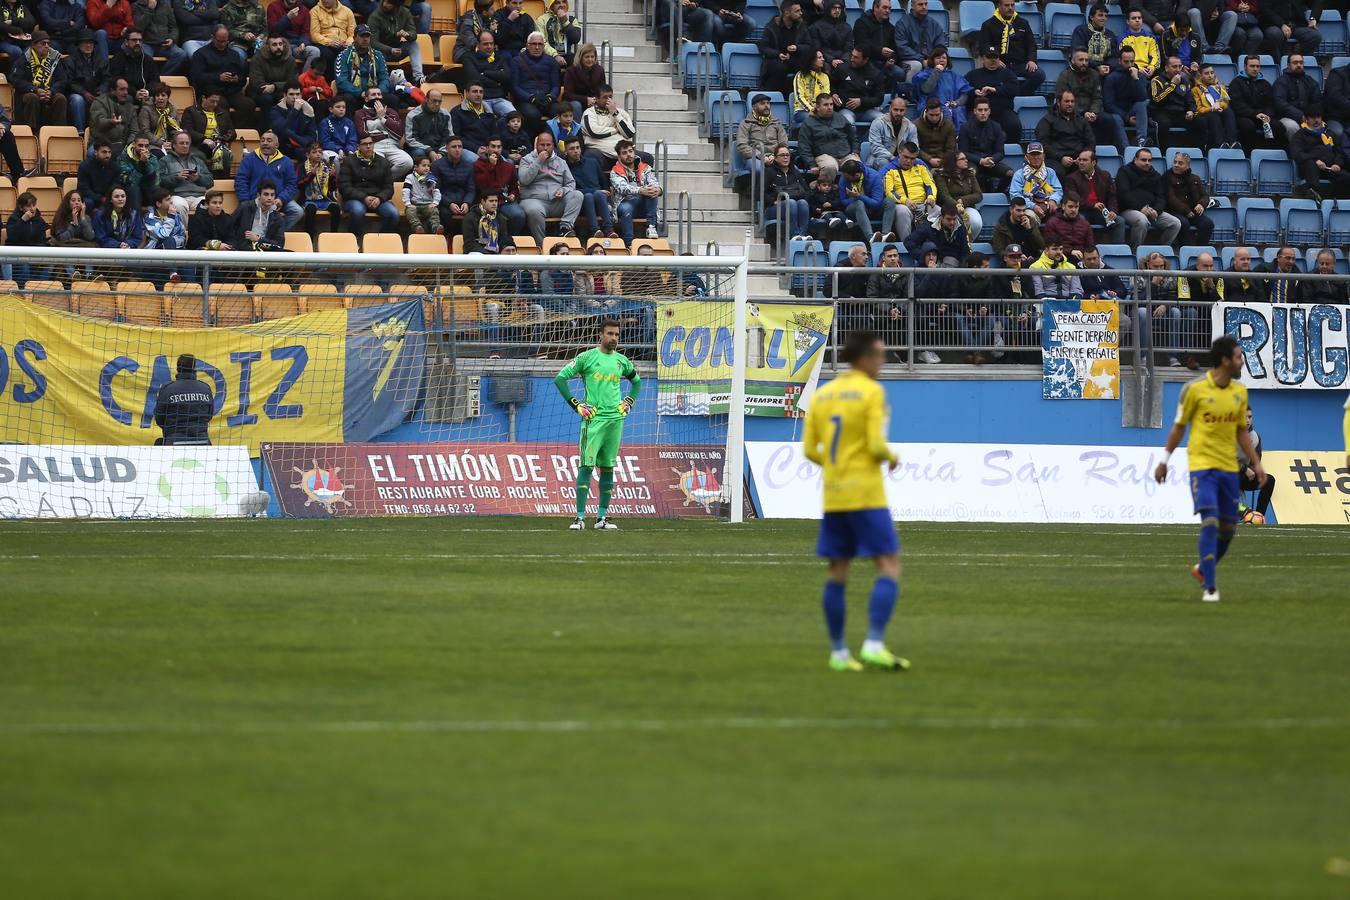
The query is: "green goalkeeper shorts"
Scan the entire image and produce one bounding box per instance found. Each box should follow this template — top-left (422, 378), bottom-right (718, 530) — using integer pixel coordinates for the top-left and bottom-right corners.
top-left (580, 416), bottom-right (625, 468)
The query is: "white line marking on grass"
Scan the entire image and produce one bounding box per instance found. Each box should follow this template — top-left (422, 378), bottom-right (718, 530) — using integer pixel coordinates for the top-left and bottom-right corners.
top-left (2, 716), bottom-right (1346, 738)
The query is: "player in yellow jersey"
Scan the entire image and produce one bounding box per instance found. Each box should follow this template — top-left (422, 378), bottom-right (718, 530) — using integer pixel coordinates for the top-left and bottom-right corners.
top-left (802, 330), bottom-right (909, 672)
top-left (1154, 336), bottom-right (1265, 603)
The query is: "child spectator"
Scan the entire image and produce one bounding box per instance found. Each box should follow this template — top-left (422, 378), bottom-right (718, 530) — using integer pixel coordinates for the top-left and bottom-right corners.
top-left (5, 191), bottom-right (49, 287)
top-left (319, 95), bottom-right (356, 162)
top-left (296, 141), bottom-right (338, 232)
top-left (545, 106), bottom-right (581, 149)
top-left (498, 109), bottom-right (531, 164)
top-left (298, 55), bottom-right (334, 119)
top-left (141, 187), bottom-right (188, 250)
top-left (189, 189), bottom-right (238, 249)
top-left (402, 154), bottom-right (443, 234)
top-left (807, 170), bottom-right (851, 241)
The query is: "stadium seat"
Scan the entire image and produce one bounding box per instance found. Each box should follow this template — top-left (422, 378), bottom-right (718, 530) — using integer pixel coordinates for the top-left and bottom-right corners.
top-left (1098, 244), bottom-right (1133, 271)
top-left (0, 176), bottom-right (14, 220)
top-left (427, 0), bottom-right (454, 32)
top-left (1327, 201), bottom-right (1350, 246)
top-left (1280, 56), bottom-right (1321, 86)
top-left (1095, 145), bottom-right (1121, 177)
top-left (11, 124), bottom-right (36, 171)
top-left (1035, 51), bottom-right (1067, 96)
top-left (1013, 96), bottom-right (1047, 142)
top-left (764, 92), bottom-right (790, 127)
top-left (254, 283), bottom-right (299, 320)
top-left (542, 235), bottom-right (583, 254)
top-left (362, 233), bottom-right (404, 254)
top-left (947, 46), bottom-right (973, 77)
top-left (0, 278), bottom-right (17, 294)
top-left (1200, 55), bottom-right (1237, 85)
top-left (1319, 12), bottom-right (1347, 54)
top-left (16, 175), bottom-right (60, 212)
top-left (209, 283), bottom-right (254, 325)
top-left (1002, 142), bottom-right (1025, 172)
top-left (928, 2), bottom-right (951, 34)
top-left (1208, 148), bottom-right (1250, 194)
top-left (1014, 0), bottom-right (1042, 39)
top-left (118, 282), bottom-right (164, 326)
top-left (317, 232), bottom-right (359, 254)
top-left (706, 90), bottom-right (746, 140)
top-left (976, 195), bottom-right (1007, 241)
top-left (1261, 247), bottom-right (1303, 270)
top-left (1219, 246), bottom-right (1250, 270)
top-left (1044, 2), bottom-right (1083, 50)
top-left (1280, 198), bottom-right (1324, 245)
top-left (408, 233), bottom-right (450, 255)
top-left (827, 240), bottom-right (860, 265)
top-left (512, 235), bottom-right (540, 254)
top-left (630, 238), bottom-right (673, 256)
top-left (1123, 145), bottom-right (1164, 174)
top-left (1305, 247), bottom-right (1348, 274)
top-left (1178, 245), bottom-right (1218, 270)
top-left (0, 73), bottom-right (11, 110)
top-left (1256, 54), bottom-right (1277, 84)
top-left (40, 126), bottom-right (84, 175)
top-left (159, 75), bottom-right (194, 113)
top-left (27, 279), bottom-right (68, 312)
top-left (1208, 198), bottom-right (1238, 244)
top-left (958, 0), bottom-right (994, 38)
top-left (787, 238), bottom-right (824, 292)
top-left (216, 183), bottom-right (238, 213)
top-left (1251, 150), bottom-right (1294, 195)
top-left (435, 34), bottom-right (461, 76)
top-left (71, 280), bottom-right (114, 318)
top-left (283, 232), bottom-right (313, 253)
top-left (1136, 244), bottom-right (1177, 267)
top-left (414, 34), bottom-right (439, 78)
top-left (439, 285), bottom-right (479, 329)
top-left (681, 42), bottom-right (722, 90)
top-left (165, 282), bottom-right (206, 327)
top-left (723, 43), bottom-right (762, 90)
top-left (301, 284), bottom-right (344, 312)
top-left (1237, 198), bottom-right (1279, 244)
top-left (345, 284), bottom-right (386, 307)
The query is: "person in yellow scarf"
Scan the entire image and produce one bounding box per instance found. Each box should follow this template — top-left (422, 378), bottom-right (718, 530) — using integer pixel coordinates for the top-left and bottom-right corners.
top-left (13, 31), bottom-right (68, 130)
top-left (1190, 63), bottom-right (1238, 149)
top-left (791, 50), bottom-right (831, 126)
top-left (1289, 106), bottom-right (1350, 201)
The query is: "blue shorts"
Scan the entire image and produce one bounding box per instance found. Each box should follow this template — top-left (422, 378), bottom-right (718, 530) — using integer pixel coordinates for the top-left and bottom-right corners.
top-left (816, 508), bottom-right (899, 559)
top-left (1190, 469), bottom-right (1241, 522)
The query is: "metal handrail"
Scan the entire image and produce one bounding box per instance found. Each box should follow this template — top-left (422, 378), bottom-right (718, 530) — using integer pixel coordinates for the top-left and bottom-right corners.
top-left (717, 91), bottom-right (734, 186)
top-left (667, 0), bottom-right (682, 85)
top-left (676, 191), bottom-right (693, 253)
top-left (623, 88), bottom-right (639, 131)
top-left (693, 40), bottom-right (713, 138)
top-left (749, 155), bottom-right (764, 236)
top-left (649, 139), bottom-right (670, 236)
top-left (600, 39), bottom-right (614, 82)
top-left (775, 192), bottom-right (790, 272)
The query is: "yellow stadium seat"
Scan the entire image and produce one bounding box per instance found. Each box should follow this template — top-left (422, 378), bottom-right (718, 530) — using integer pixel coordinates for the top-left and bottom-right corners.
top-left (0, 278), bottom-right (19, 294)
top-left (630, 238), bottom-right (674, 256)
top-left (416, 34), bottom-right (440, 76)
top-left (301, 284), bottom-right (345, 311)
top-left (40, 126), bottom-right (84, 176)
top-left (26, 280), bottom-right (68, 312)
top-left (254, 283), bottom-right (299, 320)
top-left (436, 33), bottom-right (460, 74)
top-left (72, 280), bottom-right (115, 318)
top-left (61, 175), bottom-right (77, 196)
top-left (449, 233), bottom-right (464, 254)
top-left (587, 236), bottom-right (627, 252)
top-left (317, 232), bottom-right (359, 254)
top-left (522, 0), bottom-right (546, 19)
top-left (0, 73), bottom-right (12, 110)
top-left (159, 75), bottom-right (195, 113)
top-left (0, 176), bottom-right (15, 220)
top-left (165, 283), bottom-right (208, 326)
top-left (440, 285), bottom-right (480, 327)
top-left (408, 233), bottom-right (449, 255)
top-left (513, 235), bottom-right (540, 254)
top-left (209, 283), bottom-right (254, 325)
top-left (11, 124), bottom-right (37, 171)
top-left (16, 175), bottom-right (61, 214)
top-left (284, 231), bottom-right (314, 253)
top-left (216, 182), bottom-right (239, 213)
top-left (345, 284), bottom-right (385, 306)
top-left (429, 0), bottom-right (457, 34)
top-left (361, 233), bottom-right (404, 255)
top-left (118, 282), bottom-right (164, 325)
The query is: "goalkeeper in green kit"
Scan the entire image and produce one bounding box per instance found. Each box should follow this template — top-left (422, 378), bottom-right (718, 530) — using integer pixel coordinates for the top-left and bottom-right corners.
top-left (554, 320), bottom-right (642, 530)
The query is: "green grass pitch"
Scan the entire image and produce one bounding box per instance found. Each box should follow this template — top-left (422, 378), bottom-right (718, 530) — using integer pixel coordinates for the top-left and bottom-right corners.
top-left (2, 518), bottom-right (1348, 899)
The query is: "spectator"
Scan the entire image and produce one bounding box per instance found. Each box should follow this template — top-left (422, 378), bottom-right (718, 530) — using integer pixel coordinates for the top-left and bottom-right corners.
top-left (1116, 146), bottom-right (1181, 246)
top-left (119, 133), bottom-right (160, 208)
top-left (141, 186), bottom-right (187, 252)
top-left (1104, 45), bottom-right (1150, 148)
top-left (610, 137), bottom-right (662, 243)
top-left (1078, 245), bottom-right (1128, 300)
top-left (806, 169), bottom-right (851, 241)
top-left (534, 243), bottom-right (579, 332)
top-left (1260, 0), bottom-right (1320, 56)
top-left (994, 243), bottom-right (1040, 355)
top-left (764, 142), bottom-right (811, 240)
top-left (797, 93), bottom-right (857, 182)
top-left (1165, 150), bottom-right (1212, 245)
top-left (338, 133), bottom-right (396, 236)
top-left (267, 0), bottom-right (318, 68)
top-left (269, 82), bottom-right (317, 160)
top-left (298, 56), bottom-right (333, 116)
top-left (453, 0), bottom-right (492, 65)
top-left (356, 2), bottom-right (416, 87)
top-left (535, 0), bottom-right (579, 65)
top-left (310, 0), bottom-right (355, 77)
top-left (853, 0), bottom-right (899, 86)
top-left (952, 251), bottom-right (1000, 363)
top-left (39, 0), bottom-right (88, 54)
top-left (1291, 107), bottom-right (1350, 201)
top-left (188, 188), bottom-right (235, 248)
top-left (933, 149), bottom-right (983, 238)
top-left (894, 0), bottom-right (943, 83)
top-left (318, 94), bottom-right (356, 161)
top-left (912, 241), bottom-right (953, 360)
top-left (235, 128), bottom-right (303, 228)
top-left (1029, 239), bottom-right (1082, 299)
top-left (913, 46), bottom-right (971, 131)
top-left (564, 138), bottom-right (612, 238)
top-left (89, 77), bottom-right (136, 151)
top-left (1229, 54), bottom-right (1281, 151)
top-left (978, 0), bottom-right (1042, 96)
top-left (13, 31), bottom-right (69, 130)
top-left (841, 157), bottom-right (888, 241)
top-left (250, 33), bottom-right (299, 114)
top-left (492, 0), bottom-right (534, 56)
top-left (174, 0), bottom-right (221, 58)
top-left (1274, 52), bottom-right (1331, 142)
top-left (220, 0), bottom-right (264, 59)
top-left (473, 135), bottom-right (526, 234)
top-left (878, 142), bottom-right (931, 242)
top-left (138, 81), bottom-right (182, 150)
top-left (807, 0), bottom-right (850, 74)
top-left (959, 98), bottom-right (1010, 192)
top-left (1009, 141), bottom-right (1062, 226)
top-left (1071, 4), bottom-right (1119, 76)
top-left (462, 29), bottom-right (516, 118)
top-left (1191, 63), bottom-right (1239, 149)
top-left (1226, 0), bottom-right (1264, 54)
top-left (1149, 55), bottom-right (1195, 147)
top-left (5, 191), bottom-right (48, 286)
top-left (966, 44), bottom-right (1020, 142)
top-left (1058, 49), bottom-right (1125, 153)
top-left (0, 0), bottom-right (35, 62)
top-left (517, 131), bottom-right (582, 242)
top-left (991, 196), bottom-right (1043, 257)
top-left (497, 110), bottom-right (527, 162)
top-left (758, 0), bottom-right (807, 96)
top-left (866, 243), bottom-right (908, 349)
top-left (0, 100), bottom-right (27, 182)
top-left (1188, 0), bottom-right (1242, 55)
top-left (563, 43), bottom-right (605, 120)
top-left (790, 49), bottom-right (831, 127)
top-left (545, 105), bottom-right (581, 148)
top-left (233, 176), bottom-right (285, 248)
top-left (1064, 148), bottom-right (1127, 245)
top-left (402, 89), bottom-right (452, 161)
top-left (1139, 251), bottom-right (1185, 366)
top-left (134, 0), bottom-right (189, 74)
top-left (833, 47), bottom-right (885, 128)
top-left (1260, 244), bottom-right (1300, 303)
top-left (401, 153), bottom-right (442, 235)
top-left (1326, 58), bottom-right (1350, 138)
top-left (512, 31), bottom-right (561, 131)
top-left (866, 95), bottom-right (917, 171)
top-left (191, 25), bottom-right (254, 123)
top-left (915, 97), bottom-right (954, 168)
top-left (52, 189), bottom-right (98, 249)
top-left (78, 140), bottom-right (119, 208)
top-left (576, 242), bottom-right (622, 310)
top-left (295, 140), bottom-right (338, 232)
top-left (1042, 193), bottom-right (1094, 259)
top-left (158, 130), bottom-right (212, 216)
top-left (904, 202), bottom-right (969, 267)
top-left (1176, 250), bottom-right (1224, 367)
top-left (453, 82), bottom-right (499, 159)
top-left (737, 93), bottom-right (790, 178)
top-left (580, 84), bottom-right (635, 166)
top-left (1160, 15), bottom-right (1202, 71)
top-left (354, 86), bottom-right (412, 178)
top-left (1237, 406), bottom-right (1276, 517)
top-left (827, 242), bottom-right (870, 307)
top-left (109, 29), bottom-right (160, 96)
top-left (1119, 8), bottom-right (1160, 78)
top-left (1297, 248), bottom-right (1348, 303)
top-left (1037, 90), bottom-right (1095, 179)
top-left (336, 24), bottom-right (389, 101)
top-left (431, 137), bottom-right (476, 235)
top-left (463, 192), bottom-right (515, 254)
top-left (1226, 245), bottom-right (1267, 303)
top-left (94, 184), bottom-right (144, 247)
top-left (58, 29), bottom-right (106, 136)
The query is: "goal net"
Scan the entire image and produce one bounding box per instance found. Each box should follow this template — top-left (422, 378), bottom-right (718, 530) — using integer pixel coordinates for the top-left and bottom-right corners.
top-left (0, 245), bottom-right (750, 521)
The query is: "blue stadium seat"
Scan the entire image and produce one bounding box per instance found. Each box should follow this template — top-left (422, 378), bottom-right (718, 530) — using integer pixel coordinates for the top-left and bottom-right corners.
top-left (1106, 10), bottom-right (1124, 34)
top-left (788, 239), bottom-right (826, 292)
top-left (959, 1), bottom-right (995, 38)
top-left (1044, 2), bottom-right (1083, 51)
top-left (1096, 145), bottom-right (1121, 176)
top-left (929, 2), bottom-right (951, 35)
top-left (971, 241), bottom-right (994, 255)
top-left (746, 1), bottom-right (776, 40)
top-left (1280, 198), bottom-right (1324, 246)
top-left (976, 195), bottom-right (1008, 240)
top-left (1123, 145), bottom-right (1164, 174)
top-left (1208, 198), bottom-right (1238, 244)
top-left (706, 90), bottom-right (745, 139)
top-left (828, 240), bottom-right (862, 265)
top-left (681, 42), bottom-right (722, 90)
top-left (948, 46), bottom-right (973, 76)
top-left (723, 43), bottom-right (761, 90)
top-left (1257, 54), bottom-right (1277, 83)
top-left (1251, 149), bottom-right (1294, 195)
top-left (1305, 247), bottom-right (1349, 274)
top-left (1014, 1), bottom-right (1042, 42)
top-left (1328, 201), bottom-right (1350, 246)
top-left (1208, 147), bottom-right (1250, 194)
top-left (1237, 198), bottom-right (1279, 244)
top-left (1098, 243), bottom-right (1133, 271)
top-left (1002, 142), bottom-right (1025, 172)
top-left (1168, 146), bottom-right (1207, 182)
top-left (1320, 12), bottom-right (1347, 55)
top-left (1201, 54), bottom-right (1237, 85)
top-left (1178, 245), bottom-right (1218, 270)
top-left (1136, 244), bottom-right (1177, 268)
top-left (1013, 95), bottom-right (1047, 141)
top-left (870, 241), bottom-right (911, 266)
top-left (1035, 51), bottom-right (1067, 96)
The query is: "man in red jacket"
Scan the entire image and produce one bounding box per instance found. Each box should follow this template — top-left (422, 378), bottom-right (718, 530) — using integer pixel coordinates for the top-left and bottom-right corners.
top-left (1041, 194), bottom-right (1096, 261)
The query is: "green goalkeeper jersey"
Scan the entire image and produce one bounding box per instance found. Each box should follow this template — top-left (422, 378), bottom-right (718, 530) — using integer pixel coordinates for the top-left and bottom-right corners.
top-left (554, 348), bottom-right (641, 420)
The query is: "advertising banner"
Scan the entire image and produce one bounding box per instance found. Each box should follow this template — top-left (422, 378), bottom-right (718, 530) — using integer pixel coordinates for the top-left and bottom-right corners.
top-left (1042, 299), bottom-right (1120, 399)
top-left (1212, 301), bottom-right (1350, 390)
top-left (0, 297), bottom-right (424, 455)
top-left (262, 442), bottom-right (739, 519)
top-left (1260, 451), bottom-right (1350, 524)
top-left (747, 441), bottom-right (1196, 523)
top-left (656, 300), bottom-right (834, 417)
top-left (0, 444), bottom-right (260, 518)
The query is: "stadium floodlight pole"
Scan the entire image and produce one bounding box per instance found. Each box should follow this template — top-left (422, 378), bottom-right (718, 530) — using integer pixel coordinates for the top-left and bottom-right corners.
top-left (726, 230), bottom-right (751, 525)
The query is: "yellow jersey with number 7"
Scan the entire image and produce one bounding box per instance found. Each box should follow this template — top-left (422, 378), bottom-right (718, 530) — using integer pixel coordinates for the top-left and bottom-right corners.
top-left (802, 370), bottom-right (898, 512)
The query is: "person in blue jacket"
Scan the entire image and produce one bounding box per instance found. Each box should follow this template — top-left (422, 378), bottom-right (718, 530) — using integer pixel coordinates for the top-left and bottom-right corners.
top-left (234, 127), bottom-right (302, 228)
top-left (509, 31), bottom-right (560, 132)
top-left (912, 46), bottom-right (971, 131)
top-left (94, 185), bottom-right (145, 248)
top-left (318, 95), bottom-right (356, 160)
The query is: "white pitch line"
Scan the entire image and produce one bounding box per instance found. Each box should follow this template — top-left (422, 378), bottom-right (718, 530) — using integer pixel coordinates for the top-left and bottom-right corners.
top-left (1, 715), bottom-right (1345, 738)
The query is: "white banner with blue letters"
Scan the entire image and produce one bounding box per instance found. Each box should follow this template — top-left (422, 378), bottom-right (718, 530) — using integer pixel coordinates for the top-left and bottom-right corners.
top-left (1213, 301), bottom-right (1350, 390)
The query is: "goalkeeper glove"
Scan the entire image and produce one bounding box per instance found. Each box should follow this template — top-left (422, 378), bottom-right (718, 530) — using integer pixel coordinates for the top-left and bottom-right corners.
top-left (620, 397), bottom-right (635, 416)
top-left (569, 397), bottom-right (596, 419)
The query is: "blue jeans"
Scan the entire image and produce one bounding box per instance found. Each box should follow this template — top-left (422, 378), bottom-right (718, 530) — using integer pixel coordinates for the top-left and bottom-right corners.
top-left (1098, 113), bottom-right (1129, 153)
top-left (683, 7), bottom-right (717, 43)
top-left (1188, 8), bottom-right (1238, 49)
top-left (146, 42), bottom-right (189, 75)
top-left (578, 189), bottom-right (613, 234)
top-left (616, 195), bottom-right (659, 242)
top-left (69, 93), bottom-right (89, 133)
top-left (710, 13), bottom-right (755, 45)
top-left (484, 98), bottom-right (516, 117)
top-left (957, 311), bottom-right (996, 348)
top-left (411, 1), bottom-right (431, 33)
top-left (344, 199), bottom-right (399, 236)
top-left (499, 201), bottom-right (527, 235)
top-left (767, 197), bottom-right (809, 238)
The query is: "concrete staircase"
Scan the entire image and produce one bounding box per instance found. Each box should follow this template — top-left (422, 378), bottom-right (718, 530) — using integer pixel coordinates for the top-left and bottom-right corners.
top-left (593, 4), bottom-right (785, 297)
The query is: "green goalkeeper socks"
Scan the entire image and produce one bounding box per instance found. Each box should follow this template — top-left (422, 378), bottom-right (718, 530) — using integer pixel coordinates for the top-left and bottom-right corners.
top-left (598, 470), bottom-right (614, 519)
top-left (575, 466), bottom-right (592, 518)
